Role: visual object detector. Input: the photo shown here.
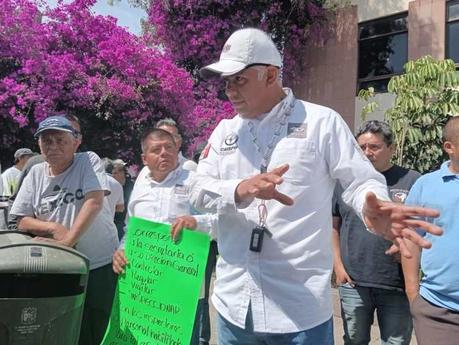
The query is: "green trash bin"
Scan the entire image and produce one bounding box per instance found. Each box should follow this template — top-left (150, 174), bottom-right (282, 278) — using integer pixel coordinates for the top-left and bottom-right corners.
top-left (0, 231), bottom-right (89, 345)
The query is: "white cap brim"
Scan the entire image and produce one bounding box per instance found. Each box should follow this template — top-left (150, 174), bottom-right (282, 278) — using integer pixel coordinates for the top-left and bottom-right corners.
top-left (200, 59), bottom-right (248, 79)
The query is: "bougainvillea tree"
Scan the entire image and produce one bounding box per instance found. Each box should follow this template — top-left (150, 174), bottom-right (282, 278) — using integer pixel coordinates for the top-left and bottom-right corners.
top-left (0, 0), bottom-right (194, 165)
top-left (147, 0), bottom-right (333, 153)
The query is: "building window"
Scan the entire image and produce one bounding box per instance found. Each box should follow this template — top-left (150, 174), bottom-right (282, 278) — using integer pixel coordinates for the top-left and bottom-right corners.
top-left (447, 0), bottom-right (459, 65)
top-left (358, 13), bottom-right (408, 93)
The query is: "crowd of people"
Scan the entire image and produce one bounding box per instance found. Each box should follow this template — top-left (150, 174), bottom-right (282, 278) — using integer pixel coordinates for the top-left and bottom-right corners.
top-left (0, 28), bottom-right (457, 345)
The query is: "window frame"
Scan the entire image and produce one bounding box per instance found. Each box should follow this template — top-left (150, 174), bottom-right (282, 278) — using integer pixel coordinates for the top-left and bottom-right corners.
top-left (446, 0), bottom-right (459, 67)
top-left (357, 12), bottom-right (409, 94)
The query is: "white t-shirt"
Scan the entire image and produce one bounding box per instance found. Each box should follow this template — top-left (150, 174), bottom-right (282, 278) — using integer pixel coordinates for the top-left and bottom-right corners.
top-left (10, 152), bottom-right (118, 269)
top-left (1, 166), bottom-right (21, 197)
top-left (105, 175), bottom-right (124, 220)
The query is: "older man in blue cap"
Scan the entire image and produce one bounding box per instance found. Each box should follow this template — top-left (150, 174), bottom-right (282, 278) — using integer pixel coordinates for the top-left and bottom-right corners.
top-left (11, 115), bottom-right (105, 247)
top-left (10, 115), bottom-right (116, 345)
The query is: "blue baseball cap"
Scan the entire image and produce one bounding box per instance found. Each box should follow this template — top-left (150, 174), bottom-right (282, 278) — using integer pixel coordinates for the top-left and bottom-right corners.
top-left (34, 116), bottom-right (76, 138)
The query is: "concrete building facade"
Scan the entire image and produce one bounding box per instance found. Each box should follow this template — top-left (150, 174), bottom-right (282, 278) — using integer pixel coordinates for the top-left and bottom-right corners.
top-left (294, 0), bottom-right (458, 132)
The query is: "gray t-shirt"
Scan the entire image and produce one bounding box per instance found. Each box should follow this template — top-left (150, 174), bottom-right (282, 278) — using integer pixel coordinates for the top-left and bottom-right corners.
top-left (11, 152), bottom-right (117, 269)
top-left (333, 165), bottom-right (420, 290)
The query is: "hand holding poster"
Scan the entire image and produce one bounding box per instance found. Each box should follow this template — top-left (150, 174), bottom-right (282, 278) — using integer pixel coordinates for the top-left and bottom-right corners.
top-left (102, 217), bottom-right (210, 345)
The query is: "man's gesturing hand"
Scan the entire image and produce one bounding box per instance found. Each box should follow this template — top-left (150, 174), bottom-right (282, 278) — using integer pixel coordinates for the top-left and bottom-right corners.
top-left (235, 164), bottom-right (294, 206)
top-left (363, 192), bottom-right (443, 258)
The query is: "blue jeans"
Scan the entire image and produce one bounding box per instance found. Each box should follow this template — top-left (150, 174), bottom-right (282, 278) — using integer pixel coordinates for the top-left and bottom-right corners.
top-left (339, 284), bottom-right (413, 345)
top-left (217, 308), bottom-right (334, 345)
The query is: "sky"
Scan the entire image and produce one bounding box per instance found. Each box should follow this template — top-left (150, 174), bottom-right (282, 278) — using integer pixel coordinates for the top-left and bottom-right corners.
top-left (46, 0), bottom-right (146, 35)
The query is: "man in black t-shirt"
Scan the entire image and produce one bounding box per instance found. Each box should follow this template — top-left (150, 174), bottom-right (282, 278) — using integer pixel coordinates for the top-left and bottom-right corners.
top-left (333, 120), bottom-right (420, 345)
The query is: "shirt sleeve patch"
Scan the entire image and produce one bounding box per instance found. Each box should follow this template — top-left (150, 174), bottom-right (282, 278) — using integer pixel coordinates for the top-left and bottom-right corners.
top-left (199, 143), bottom-right (211, 160)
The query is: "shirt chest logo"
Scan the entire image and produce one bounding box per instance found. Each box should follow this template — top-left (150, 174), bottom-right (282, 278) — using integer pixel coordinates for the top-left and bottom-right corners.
top-left (390, 188), bottom-right (409, 203)
top-left (287, 123), bottom-right (307, 138)
top-left (38, 184), bottom-right (84, 215)
top-left (220, 133), bottom-right (238, 155)
top-left (174, 184), bottom-right (187, 195)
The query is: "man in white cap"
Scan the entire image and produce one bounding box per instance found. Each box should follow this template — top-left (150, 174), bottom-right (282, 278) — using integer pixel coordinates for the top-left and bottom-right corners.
top-left (1, 148), bottom-right (34, 197)
top-left (190, 28), bottom-right (442, 344)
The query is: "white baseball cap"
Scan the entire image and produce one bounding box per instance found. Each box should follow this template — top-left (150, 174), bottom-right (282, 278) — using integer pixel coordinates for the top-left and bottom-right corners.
top-left (200, 28), bottom-right (282, 79)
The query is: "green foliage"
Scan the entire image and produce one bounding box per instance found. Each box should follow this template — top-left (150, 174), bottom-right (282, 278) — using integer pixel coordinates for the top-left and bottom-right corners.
top-left (361, 56), bottom-right (459, 173)
top-left (358, 87), bottom-right (379, 121)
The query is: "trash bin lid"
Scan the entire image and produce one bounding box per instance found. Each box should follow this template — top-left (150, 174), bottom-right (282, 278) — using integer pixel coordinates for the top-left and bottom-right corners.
top-left (0, 231), bottom-right (89, 274)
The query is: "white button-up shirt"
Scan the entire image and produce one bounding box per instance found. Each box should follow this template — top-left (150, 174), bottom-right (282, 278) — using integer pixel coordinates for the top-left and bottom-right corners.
top-left (120, 165), bottom-right (216, 249)
top-left (190, 89), bottom-right (389, 333)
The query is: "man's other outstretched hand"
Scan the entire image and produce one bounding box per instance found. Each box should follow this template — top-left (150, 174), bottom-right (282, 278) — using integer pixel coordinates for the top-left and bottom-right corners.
top-left (363, 192), bottom-right (442, 258)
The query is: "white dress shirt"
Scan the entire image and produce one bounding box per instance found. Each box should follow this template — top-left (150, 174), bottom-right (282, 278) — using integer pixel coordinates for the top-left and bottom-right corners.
top-left (120, 164), bottom-right (216, 249)
top-left (190, 89), bottom-right (389, 333)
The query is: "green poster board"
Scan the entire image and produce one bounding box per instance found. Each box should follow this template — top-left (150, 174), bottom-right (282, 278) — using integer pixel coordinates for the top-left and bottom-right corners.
top-left (101, 217), bottom-right (210, 345)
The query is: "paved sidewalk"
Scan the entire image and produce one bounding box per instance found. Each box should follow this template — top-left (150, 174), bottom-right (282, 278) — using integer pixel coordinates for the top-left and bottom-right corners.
top-left (206, 284), bottom-right (417, 344)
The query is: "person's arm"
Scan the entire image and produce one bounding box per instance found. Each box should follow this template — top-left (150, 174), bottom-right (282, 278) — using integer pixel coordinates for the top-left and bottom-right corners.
top-left (17, 217), bottom-right (69, 240)
top-left (190, 122), bottom-right (247, 214)
top-left (401, 239), bottom-right (421, 303)
top-left (25, 190), bottom-right (104, 247)
top-left (332, 216), bottom-right (354, 287)
top-left (193, 213), bottom-right (218, 239)
top-left (325, 112), bottom-right (390, 220)
top-left (61, 190), bottom-right (104, 246)
top-left (399, 181), bottom-right (423, 303)
top-left (21, 190), bottom-right (104, 247)
top-left (115, 203), bottom-right (124, 213)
